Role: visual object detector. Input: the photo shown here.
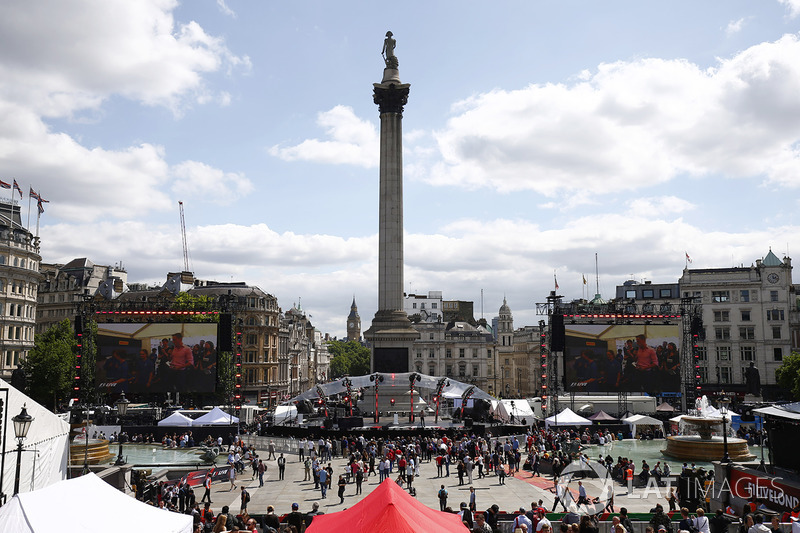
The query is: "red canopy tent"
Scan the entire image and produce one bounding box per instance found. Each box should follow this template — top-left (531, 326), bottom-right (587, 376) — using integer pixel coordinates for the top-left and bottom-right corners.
top-left (306, 478), bottom-right (468, 533)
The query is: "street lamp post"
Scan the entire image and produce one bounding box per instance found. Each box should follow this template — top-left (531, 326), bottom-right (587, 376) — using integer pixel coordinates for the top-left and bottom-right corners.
top-left (114, 392), bottom-right (129, 466)
top-left (719, 395), bottom-right (731, 463)
top-left (12, 404), bottom-right (33, 495)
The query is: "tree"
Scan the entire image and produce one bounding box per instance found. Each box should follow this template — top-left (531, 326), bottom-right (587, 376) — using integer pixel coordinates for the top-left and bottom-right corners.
top-left (776, 351), bottom-right (800, 400)
top-left (22, 319), bottom-right (76, 410)
top-left (328, 340), bottom-right (371, 378)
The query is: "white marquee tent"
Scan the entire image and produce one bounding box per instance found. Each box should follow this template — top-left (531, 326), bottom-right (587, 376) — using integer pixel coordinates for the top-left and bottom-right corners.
top-left (192, 406), bottom-right (238, 426)
top-left (623, 414), bottom-right (663, 436)
top-left (157, 411), bottom-right (194, 427)
top-left (544, 408), bottom-right (591, 428)
top-left (0, 379), bottom-right (70, 499)
top-left (0, 472), bottom-right (192, 533)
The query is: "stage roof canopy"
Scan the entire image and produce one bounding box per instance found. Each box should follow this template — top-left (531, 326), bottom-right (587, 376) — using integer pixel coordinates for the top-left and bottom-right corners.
top-left (288, 372), bottom-right (494, 405)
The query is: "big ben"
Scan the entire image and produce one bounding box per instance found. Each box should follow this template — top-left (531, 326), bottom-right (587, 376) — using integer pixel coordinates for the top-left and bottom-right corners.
top-left (347, 297), bottom-right (361, 342)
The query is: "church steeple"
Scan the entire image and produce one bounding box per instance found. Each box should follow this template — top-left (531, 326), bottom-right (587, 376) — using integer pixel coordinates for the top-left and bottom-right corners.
top-left (347, 297), bottom-right (361, 341)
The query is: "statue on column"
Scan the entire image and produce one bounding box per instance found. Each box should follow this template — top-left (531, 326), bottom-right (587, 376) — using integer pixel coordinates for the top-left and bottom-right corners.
top-left (744, 362), bottom-right (761, 396)
top-left (382, 31), bottom-right (398, 69)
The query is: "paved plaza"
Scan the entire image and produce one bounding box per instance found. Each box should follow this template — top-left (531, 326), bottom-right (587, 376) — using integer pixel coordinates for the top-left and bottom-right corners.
top-left (200, 446), bottom-right (672, 519)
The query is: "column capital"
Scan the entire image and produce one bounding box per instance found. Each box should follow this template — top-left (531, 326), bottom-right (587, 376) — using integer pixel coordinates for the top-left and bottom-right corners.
top-left (373, 83), bottom-right (410, 115)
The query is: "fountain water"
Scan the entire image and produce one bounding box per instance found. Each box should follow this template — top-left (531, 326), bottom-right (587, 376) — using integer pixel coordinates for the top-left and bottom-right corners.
top-left (662, 396), bottom-right (755, 462)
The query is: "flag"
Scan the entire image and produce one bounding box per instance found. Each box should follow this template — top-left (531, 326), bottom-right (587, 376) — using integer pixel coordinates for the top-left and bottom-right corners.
top-left (13, 179), bottom-right (22, 197)
top-left (685, 252), bottom-right (692, 263)
top-left (554, 273), bottom-right (559, 290)
top-left (29, 187), bottom-right (39, 199)
top-left (37, 198), bottom-right (44, 214)
top-left (582, 274), bottom-right (587, 285)
top-left (38, 193), bottom-right (49, 203)
top-left (0, 180), bottom-right (10, 189)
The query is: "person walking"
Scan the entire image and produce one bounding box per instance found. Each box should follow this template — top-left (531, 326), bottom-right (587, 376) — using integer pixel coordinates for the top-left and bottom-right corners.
top-left (438, 484), bottom-right (448, 511)
top-left (318, 466), bottom-right (328, 499)
top-left (278, 453), bottom-right (286, 480)
top-left (338, 474), bottom-right (347, 504)
top-left (267, 440), bottom-right (276, 460)
top-left (257, 459), bottom-right (266, 487)
top-left (200, 471), bottom-right (212, 504)
top-left (239, 486), bottom-right (250, 514)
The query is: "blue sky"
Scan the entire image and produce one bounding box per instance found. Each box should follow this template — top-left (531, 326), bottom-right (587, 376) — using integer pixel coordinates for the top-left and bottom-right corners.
top-left (2, 0), bottom-right (800, 338)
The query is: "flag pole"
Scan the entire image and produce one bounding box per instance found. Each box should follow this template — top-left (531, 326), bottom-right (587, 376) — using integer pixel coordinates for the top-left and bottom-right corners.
top-left (26, 190), bottom-right (31, 230)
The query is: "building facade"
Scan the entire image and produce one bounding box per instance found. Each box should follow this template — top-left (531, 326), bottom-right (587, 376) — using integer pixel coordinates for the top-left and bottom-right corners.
top-left (680, 250), bottom-right (793, 399)
top-left (410, 320), bottom-right (494, 392)
top-left (37, 258), bottom-right (127, 335)
top-left (0, 202), bottom-right (42, 380)
top-left (405, 291), bottom-right (443, 323)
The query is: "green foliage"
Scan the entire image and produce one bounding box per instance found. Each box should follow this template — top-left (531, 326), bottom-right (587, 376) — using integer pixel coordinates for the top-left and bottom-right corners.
top-left (328, 340), bottom-right (370, 378)
top-left (173, 292), bottom-right (219, 322)
top-left (776, 351), bottom-right (800, 400)
top-left (23, 319), bottom-right (76, 410)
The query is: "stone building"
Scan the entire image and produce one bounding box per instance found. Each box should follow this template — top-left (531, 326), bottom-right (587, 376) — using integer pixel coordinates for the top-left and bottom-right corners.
top-left (680, 250), bottom-right (794, 400)
top-left (188, 282), bottom-right (282, 406)
top-left (405, 291), bottom-right (443, 323)
top-left (495, 298), bottom-right (514, 397)
top-left (37, 258), bottom-right (127, 335)
top-left (410, 320), bottom-right (494, 391)
top-left (0, 201), bottom-right (42, 380)
top-left (282, 304), bottom-right (315, 398)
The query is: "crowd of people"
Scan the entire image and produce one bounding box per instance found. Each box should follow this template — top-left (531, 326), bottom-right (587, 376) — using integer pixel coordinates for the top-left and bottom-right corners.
top-left (127, 423), bottom-right (797, 533)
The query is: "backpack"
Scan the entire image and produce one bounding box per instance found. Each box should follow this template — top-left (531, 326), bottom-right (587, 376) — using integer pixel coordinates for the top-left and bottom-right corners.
top-left (439, 488), bottom-right (447, 500)
top-left (244, 491), bottom-right (250, 503)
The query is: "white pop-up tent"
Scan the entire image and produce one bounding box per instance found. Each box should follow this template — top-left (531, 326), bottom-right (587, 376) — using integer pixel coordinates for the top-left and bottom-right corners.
top-left (545, 408), bottom-right (592, 428)
top-left (192, 406), bottom-right (238, 426)
top-left (0, 472), bottom-right (192, 533)
top-left (623, 414), bottom-right (663, 436)
top-left (0, 379), bottom-right (70, 498)
top-left (157, 411), bottom-right (194, 427)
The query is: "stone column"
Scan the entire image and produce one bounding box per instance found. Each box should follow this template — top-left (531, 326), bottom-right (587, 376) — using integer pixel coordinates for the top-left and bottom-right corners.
top-left (364, 52), bottom-right (419, 373)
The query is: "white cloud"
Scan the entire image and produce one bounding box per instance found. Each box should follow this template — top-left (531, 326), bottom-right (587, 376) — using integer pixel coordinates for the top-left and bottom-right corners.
top-left (0, 0), bottom-right (249, 117)
top-left (269, 105), bottom-right (378, 167)
top-left (171, 161), bottom-right (254, 205)
top-left (779, 0), bottom-right (800, 18)
top-left (0, 1), bottom-right (253, 222)
top-left (216, 0), bottom-right (236, 17)
top-left (627, 196), bottom-right (696, 214)
top-left (425, 34), bottom-right (800, 197)
top-left (726, 18), bottom-right (747, 35)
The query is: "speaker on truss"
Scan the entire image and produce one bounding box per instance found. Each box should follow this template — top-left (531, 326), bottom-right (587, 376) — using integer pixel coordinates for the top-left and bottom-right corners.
top-left (551, 314), bottom-right (565, 351)
top-left (219, 313), bottom-right (232, 351)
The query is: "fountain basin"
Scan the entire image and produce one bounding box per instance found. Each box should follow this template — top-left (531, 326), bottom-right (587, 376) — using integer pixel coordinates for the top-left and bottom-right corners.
top-left (662, 435), bottom-right (755, 462)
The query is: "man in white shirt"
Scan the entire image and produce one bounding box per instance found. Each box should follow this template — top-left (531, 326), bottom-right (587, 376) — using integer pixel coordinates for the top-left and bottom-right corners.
top-left (535, 509), bottom-right (552, 532)
top-left (748, 514), bottom-right (771, 533)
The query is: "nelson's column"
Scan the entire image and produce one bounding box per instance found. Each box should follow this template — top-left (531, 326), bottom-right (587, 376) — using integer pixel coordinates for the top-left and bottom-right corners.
top-left (364, 31), bottom-right (419, 372)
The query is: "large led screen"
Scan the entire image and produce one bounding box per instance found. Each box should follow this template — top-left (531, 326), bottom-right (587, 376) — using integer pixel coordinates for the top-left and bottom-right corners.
top-left (96, 323), bottom-right (219, 394)
top-left (563, 324), bottom-right (681, 393)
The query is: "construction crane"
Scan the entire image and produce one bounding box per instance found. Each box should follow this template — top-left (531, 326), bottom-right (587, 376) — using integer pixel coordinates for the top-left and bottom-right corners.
top-left (179, 201), bottom-right (189, 272)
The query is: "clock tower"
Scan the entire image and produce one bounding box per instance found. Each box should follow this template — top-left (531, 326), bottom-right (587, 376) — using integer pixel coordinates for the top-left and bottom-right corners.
top-left (347, 297), bottom-right (361, 342)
